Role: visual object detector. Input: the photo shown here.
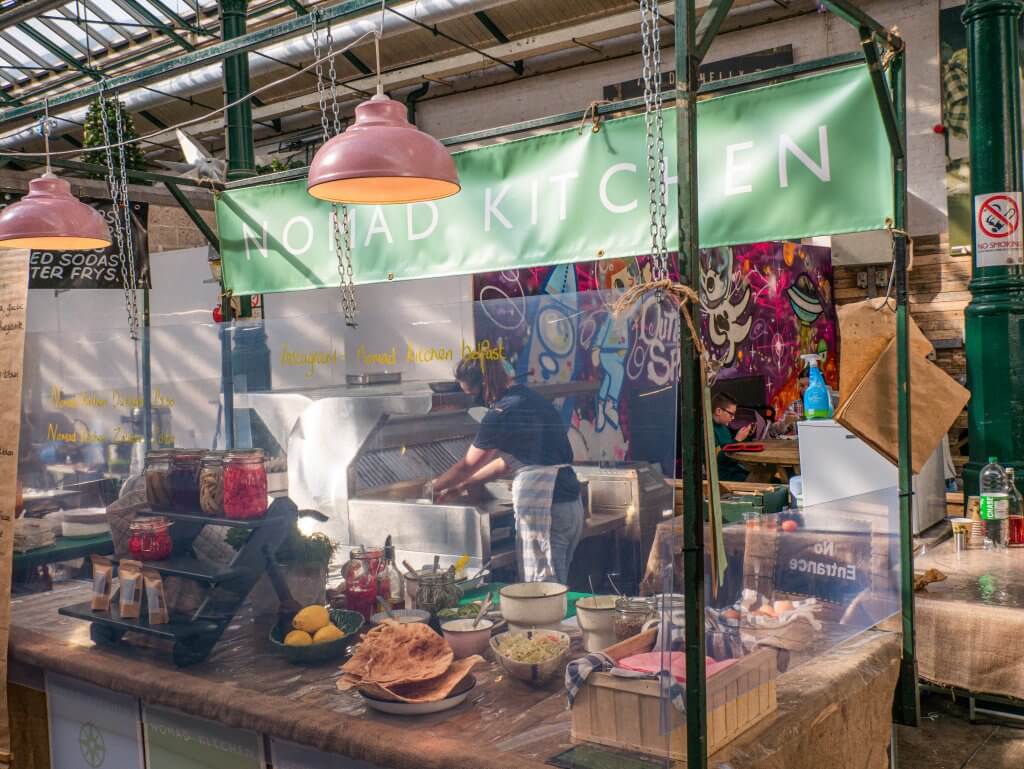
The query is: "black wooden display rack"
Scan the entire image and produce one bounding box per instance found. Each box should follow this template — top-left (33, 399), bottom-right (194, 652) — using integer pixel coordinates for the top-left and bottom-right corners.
top-left (59, 496), bottom-right (298, 667)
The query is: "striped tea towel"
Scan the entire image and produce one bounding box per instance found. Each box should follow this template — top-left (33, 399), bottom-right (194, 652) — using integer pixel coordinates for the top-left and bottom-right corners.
top-left (565, 652), bottom-right (687, 713)
top-left (512, 465), bottom-right (561, 581)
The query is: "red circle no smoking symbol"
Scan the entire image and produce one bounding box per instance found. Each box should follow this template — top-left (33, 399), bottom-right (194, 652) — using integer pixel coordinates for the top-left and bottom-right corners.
top-left (978, 195), bottom-right (1021, 239)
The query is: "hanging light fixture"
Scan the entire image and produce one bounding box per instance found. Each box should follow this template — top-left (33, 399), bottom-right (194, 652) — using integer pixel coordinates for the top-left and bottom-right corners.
top-left (0, 101), bottom-right (111, 250)
top-left (307, 6), bottom-right (460, 205)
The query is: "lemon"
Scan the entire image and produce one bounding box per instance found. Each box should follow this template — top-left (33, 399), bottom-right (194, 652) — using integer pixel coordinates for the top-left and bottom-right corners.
top-left (284, 630), bottom-right (313, 647)
top-left (313, 624), bottom-right (345, 644)
top-left (292, 605), bottom-right (330, 634)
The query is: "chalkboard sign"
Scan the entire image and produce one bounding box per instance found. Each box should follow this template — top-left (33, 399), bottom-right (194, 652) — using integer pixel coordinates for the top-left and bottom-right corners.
top-left (0, 192), bottom-right (151, 290)
top-left (774, 521), bottom-right (872, 606)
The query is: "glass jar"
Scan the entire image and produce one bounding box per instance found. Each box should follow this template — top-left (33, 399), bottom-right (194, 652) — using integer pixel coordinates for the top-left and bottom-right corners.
top-left (614, 597), bottom-right (655, 641)
top-left (223, 449), bottom-right (268, 519)
top-left (144, 450), bottom-right (174, 511)
top-left (129, 518), bottom-right (173, 561)
top-left (414, 569), bottom-right (462, 616)
top-left (343, 547), bottom-right (380, 621)
top-left (199, 452), bottom-right (224, 516)
top-left (168, 451), bottom-right (202, 512)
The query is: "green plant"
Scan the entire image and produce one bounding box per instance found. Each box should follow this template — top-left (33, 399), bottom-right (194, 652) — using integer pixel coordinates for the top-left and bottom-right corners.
top-left (82, 97), bottom-right (146, 180)
top-left (226, 524), bottom-right (335, 567)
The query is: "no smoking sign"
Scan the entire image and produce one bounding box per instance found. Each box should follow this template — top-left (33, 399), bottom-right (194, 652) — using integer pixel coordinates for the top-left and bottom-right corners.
top-left (975, 192), bottom-right (1024, 266)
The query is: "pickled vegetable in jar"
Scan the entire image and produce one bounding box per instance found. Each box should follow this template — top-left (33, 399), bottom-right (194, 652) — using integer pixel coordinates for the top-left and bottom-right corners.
top-left (168, 451), bottom-right (202, 512)
top-left (223, 449), bottom-right (268, 519)
top-left (145, 450), bottom-right (174, 511)
top-left (199, 452), bottom-right (224, 516)
top-left (129, 518), bottom-right (173, 561)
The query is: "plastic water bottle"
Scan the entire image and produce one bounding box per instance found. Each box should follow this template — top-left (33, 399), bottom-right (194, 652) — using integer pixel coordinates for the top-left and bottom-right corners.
top-left (980, 457), bottom-right (1010, 548)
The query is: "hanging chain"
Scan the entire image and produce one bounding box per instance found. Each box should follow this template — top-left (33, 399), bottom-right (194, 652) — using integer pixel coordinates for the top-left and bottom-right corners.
top-left (114, 95), bottom-right (140, 337)
top-left (640, 0), bottom-right (670, 283)
top-left (98, 83), bottom-right (139, 340)
top-left (311, 10), bottom-right (358, 325)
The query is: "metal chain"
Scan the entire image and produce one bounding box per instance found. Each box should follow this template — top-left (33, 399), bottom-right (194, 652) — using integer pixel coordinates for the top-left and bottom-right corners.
top-left (640, 0), bottom-right (670, 282)
top-left (331, 204), bottom-right (358, 326)
top-left (98, 83), bottom-right (138, 340)
top-left (114, 96), bottom-right (140, 337)
top-left (311, 11), bottom-right (358, 324)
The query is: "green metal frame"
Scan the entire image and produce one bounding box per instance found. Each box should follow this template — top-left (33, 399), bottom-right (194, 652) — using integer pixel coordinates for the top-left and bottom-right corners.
top-left (118, 0), bottom-right (196, 51)
top-left (0, 0), bottom-right (386, 123)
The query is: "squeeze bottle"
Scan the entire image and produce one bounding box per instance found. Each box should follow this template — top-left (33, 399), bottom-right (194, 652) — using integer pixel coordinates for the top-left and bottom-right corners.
top-left (800, 353), bottom-right (833, 420)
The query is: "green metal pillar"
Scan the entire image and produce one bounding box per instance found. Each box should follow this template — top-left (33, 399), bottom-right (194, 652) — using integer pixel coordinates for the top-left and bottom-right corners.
top-left (221, 0), bottom-right (256, 180)
top-left (890, 49), bottom-right (920, 727)
top-left (676, 1), bottom-right (708, 767)
top-left (963, 0), bottom-right (1024, 497)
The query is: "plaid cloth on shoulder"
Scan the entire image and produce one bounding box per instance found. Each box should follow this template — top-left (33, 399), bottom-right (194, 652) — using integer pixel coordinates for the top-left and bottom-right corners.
top-left (943, 49), bottom-right (969, 139)
top-left (512, 465), bottom-right (561, 581)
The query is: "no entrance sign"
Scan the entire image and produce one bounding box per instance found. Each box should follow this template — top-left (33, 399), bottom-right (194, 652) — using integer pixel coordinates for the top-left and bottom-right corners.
top-left (975, 192), bottom-right (1024, 266)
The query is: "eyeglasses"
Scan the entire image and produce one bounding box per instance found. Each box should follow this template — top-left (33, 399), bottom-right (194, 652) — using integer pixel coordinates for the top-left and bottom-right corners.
top-left (718, 407), bottom-right (737, 419)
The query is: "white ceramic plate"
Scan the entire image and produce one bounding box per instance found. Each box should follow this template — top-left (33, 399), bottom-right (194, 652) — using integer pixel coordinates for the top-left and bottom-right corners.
top-left (359, 676), bottom-right (476, 716)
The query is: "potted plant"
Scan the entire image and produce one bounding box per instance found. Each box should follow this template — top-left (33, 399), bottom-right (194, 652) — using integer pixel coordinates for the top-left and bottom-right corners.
top-left (228, 525), bottom-right (335, 620)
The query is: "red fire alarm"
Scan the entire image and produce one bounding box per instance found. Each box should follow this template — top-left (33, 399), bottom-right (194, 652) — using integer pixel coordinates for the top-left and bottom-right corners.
top-left (933, 124), bottom-right (946, 135)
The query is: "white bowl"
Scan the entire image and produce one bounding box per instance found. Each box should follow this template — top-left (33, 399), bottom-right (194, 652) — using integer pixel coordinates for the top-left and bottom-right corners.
top-left (575, 595), bottom-right (618, 652)
top-left (441, 618), bottom-right (494, 659)
top-left (490, 629), bottom-right (571, 685)
top-left (369, 609), bottom-right (431, 626)
top-left (499, 582), bottom-right (568, 628)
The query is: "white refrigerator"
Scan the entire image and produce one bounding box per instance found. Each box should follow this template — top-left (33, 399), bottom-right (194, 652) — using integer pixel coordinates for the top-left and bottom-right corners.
top-left (797, 420), bottom-right (947, 534)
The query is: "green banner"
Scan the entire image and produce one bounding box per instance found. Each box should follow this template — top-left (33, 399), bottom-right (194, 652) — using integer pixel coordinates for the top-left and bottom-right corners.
top-left (217, 65), bottom-right (893, 295)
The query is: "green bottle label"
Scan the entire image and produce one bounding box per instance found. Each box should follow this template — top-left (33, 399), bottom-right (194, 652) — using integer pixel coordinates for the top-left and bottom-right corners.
top-left (981, 493), bottom-right (1009, 521)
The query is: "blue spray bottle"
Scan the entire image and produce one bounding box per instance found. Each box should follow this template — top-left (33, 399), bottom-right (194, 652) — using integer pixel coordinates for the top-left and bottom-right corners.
top-left (800, 353), bottom-right (833, 420)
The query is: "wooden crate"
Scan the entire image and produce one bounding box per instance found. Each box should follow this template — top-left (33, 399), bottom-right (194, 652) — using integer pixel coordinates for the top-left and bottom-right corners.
top-left (570, 630), bottom-right (777, 763)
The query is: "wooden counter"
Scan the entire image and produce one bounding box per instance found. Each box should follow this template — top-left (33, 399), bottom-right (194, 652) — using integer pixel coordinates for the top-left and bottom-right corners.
top-left (8, 583), bottom-right (899, 769)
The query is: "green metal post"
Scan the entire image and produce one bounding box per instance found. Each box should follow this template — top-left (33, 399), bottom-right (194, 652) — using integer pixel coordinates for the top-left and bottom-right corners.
top-left (222, 0), bottom-right (256, 181)
top-left (676, 1), bottom-right (708, 767)
top-left (890, 49), bottom-right (920, 727)
top-left (963, 0), bottom-right (1024, 497)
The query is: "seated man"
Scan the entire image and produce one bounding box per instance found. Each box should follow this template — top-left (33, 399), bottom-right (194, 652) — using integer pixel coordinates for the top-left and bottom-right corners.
top-left (711, 392), bottom-right (753, 482)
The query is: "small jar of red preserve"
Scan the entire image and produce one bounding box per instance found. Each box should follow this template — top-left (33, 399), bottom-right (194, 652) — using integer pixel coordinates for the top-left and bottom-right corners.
top-left (129, 518), bottom-right (173, 561)
top-left (223, 449), bottom-right (268, 520)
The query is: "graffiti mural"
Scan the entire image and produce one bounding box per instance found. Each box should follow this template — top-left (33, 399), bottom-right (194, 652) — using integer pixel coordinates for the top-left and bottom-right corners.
top-left (699, 242), bottom-right (838, 417)
top-left (472, 242), bottom-right (836, 468)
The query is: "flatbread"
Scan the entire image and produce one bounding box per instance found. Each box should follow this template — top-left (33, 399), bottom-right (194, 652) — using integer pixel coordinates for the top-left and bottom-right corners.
top-left (339, 656), bottom-right (483, 703)
top-left (340, 621), bottom-right (454, 686)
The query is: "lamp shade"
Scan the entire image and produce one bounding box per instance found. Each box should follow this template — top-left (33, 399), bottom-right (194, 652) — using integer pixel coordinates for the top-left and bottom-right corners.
top-left (308, 94), bottom-right (460, 205)
top-left (0, 174), bottom-right (112, 250)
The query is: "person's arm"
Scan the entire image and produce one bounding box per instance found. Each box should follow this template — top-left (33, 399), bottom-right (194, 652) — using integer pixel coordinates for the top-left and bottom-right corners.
top-left (432, 444), bottom-right (499, 497)
top-left (447, 455), bottom-right (509, 497)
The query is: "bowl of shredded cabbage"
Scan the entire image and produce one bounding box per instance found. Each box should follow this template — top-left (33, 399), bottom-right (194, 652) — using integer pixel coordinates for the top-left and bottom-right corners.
top-left (490, 629), bottom-right (571, 684)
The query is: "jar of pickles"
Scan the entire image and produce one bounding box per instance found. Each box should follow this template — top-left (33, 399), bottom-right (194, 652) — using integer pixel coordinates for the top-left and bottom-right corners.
top-left (144, 450), bottom-right (174, 510)
top-left (129, 518), bottom-right (173, 561)
top-left (199, 451), bottom-right (224, 516)
top-left (169, 451), bottom-right (202, 512)
top-left (223, 449), bottom-right (268, 519)
top-left (414, 569), bottom-right (462, 615)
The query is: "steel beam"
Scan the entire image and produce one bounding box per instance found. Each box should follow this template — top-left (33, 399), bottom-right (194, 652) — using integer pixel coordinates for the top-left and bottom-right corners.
top-left (116, 0), bottom-right (196, 50)
top-left (677, 0), bottom-right (708, 767)
top-left (694, 0), bottom-right (732, 62)
top-left (37, 17), bottom-right (91, 56)
top-left (819, 0), bottom-right (888, 41)
top-left (386, 6), bottom-right (522, 75)
top-left (15, 23), bottom-right (102, 80)
top-left (281, 0), bottom-right (310, 15)
top-left (0, 0), bottom-right (72, 27)
top-left (859, 27), bottom-right (904, 160)
top-left (0, 0), bottom-right (385, 124)
top-left (223, 0), bottom-right (257, 180)
top-left (474, 10), bottom-right (524, 74)
top-left (47, 157), bottom-right (221, 189)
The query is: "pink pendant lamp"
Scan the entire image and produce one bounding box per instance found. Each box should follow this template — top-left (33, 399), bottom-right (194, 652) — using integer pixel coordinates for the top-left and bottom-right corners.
top-left (307, 31), bottom-right (459, 205)
top-left (0, 105), bottom-right (111, 250)
top-left (0, 174), bottom-right (112, 250)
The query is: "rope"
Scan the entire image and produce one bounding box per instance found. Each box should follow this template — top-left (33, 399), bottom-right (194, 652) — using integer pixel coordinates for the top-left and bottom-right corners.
top-left (577, 100), bottom-right (612, 135)
top-left (873, 217), bottom-right (913, 311)
top-left (880, 26), bottom-right (905, 71)
top-left (610, 278), bottom-right (720, 384)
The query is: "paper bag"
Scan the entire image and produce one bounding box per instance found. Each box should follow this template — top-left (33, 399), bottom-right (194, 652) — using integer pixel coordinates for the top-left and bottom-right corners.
top-left (836, 298), bottom-right (934, 405)
top-left (835, 337), bottom-right (970, 473)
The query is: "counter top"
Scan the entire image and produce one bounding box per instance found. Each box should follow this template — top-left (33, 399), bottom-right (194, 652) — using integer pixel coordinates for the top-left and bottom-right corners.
top-left (10, 583), bottom-right (900, 769)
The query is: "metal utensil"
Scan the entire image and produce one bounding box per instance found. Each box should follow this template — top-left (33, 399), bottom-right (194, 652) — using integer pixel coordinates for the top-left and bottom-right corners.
top-left (402, 560), bottom-right (418, 578)
top-left (468, 559), bottom-right (491, 583)
top-left (433, 555), bottom-right (440, 574)
top-left (377, 597), bottom-right (396, 621)
top-left (607, 574), bottom-right (623, 598)
top-left (473, 593), bottom-right (494, 628)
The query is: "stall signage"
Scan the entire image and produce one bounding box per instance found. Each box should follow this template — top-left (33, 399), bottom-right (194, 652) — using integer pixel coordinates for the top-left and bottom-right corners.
top-left (217, 64), bottom-right (893, 295)
top-left (270, 738), bottom-right (383, 769)
top-left (143, 705), bottom-right (263, 769)
top-left (774, 525), bottom-right (873, 605)
top-left (46, 673), bottom-right (144, 769)
top-left (974, 191), bottom-right (1024, 266)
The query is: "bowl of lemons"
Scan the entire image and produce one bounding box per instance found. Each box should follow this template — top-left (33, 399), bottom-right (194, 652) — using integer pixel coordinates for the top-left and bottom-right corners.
top-left (270, 605), bottom-right (364, 665)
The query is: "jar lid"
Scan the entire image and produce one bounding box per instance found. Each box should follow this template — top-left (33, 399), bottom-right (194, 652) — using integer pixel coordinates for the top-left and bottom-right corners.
top-left (615, 597), bottom-right (654, 611)
top-left (131, 516), bottom-right (171, 530)
top-left (173, 450), bottom-right (203, 460)
top-left (225, 448), bottom-right (264, 460)
top-left (146, 449), bottom-right (174, 459)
